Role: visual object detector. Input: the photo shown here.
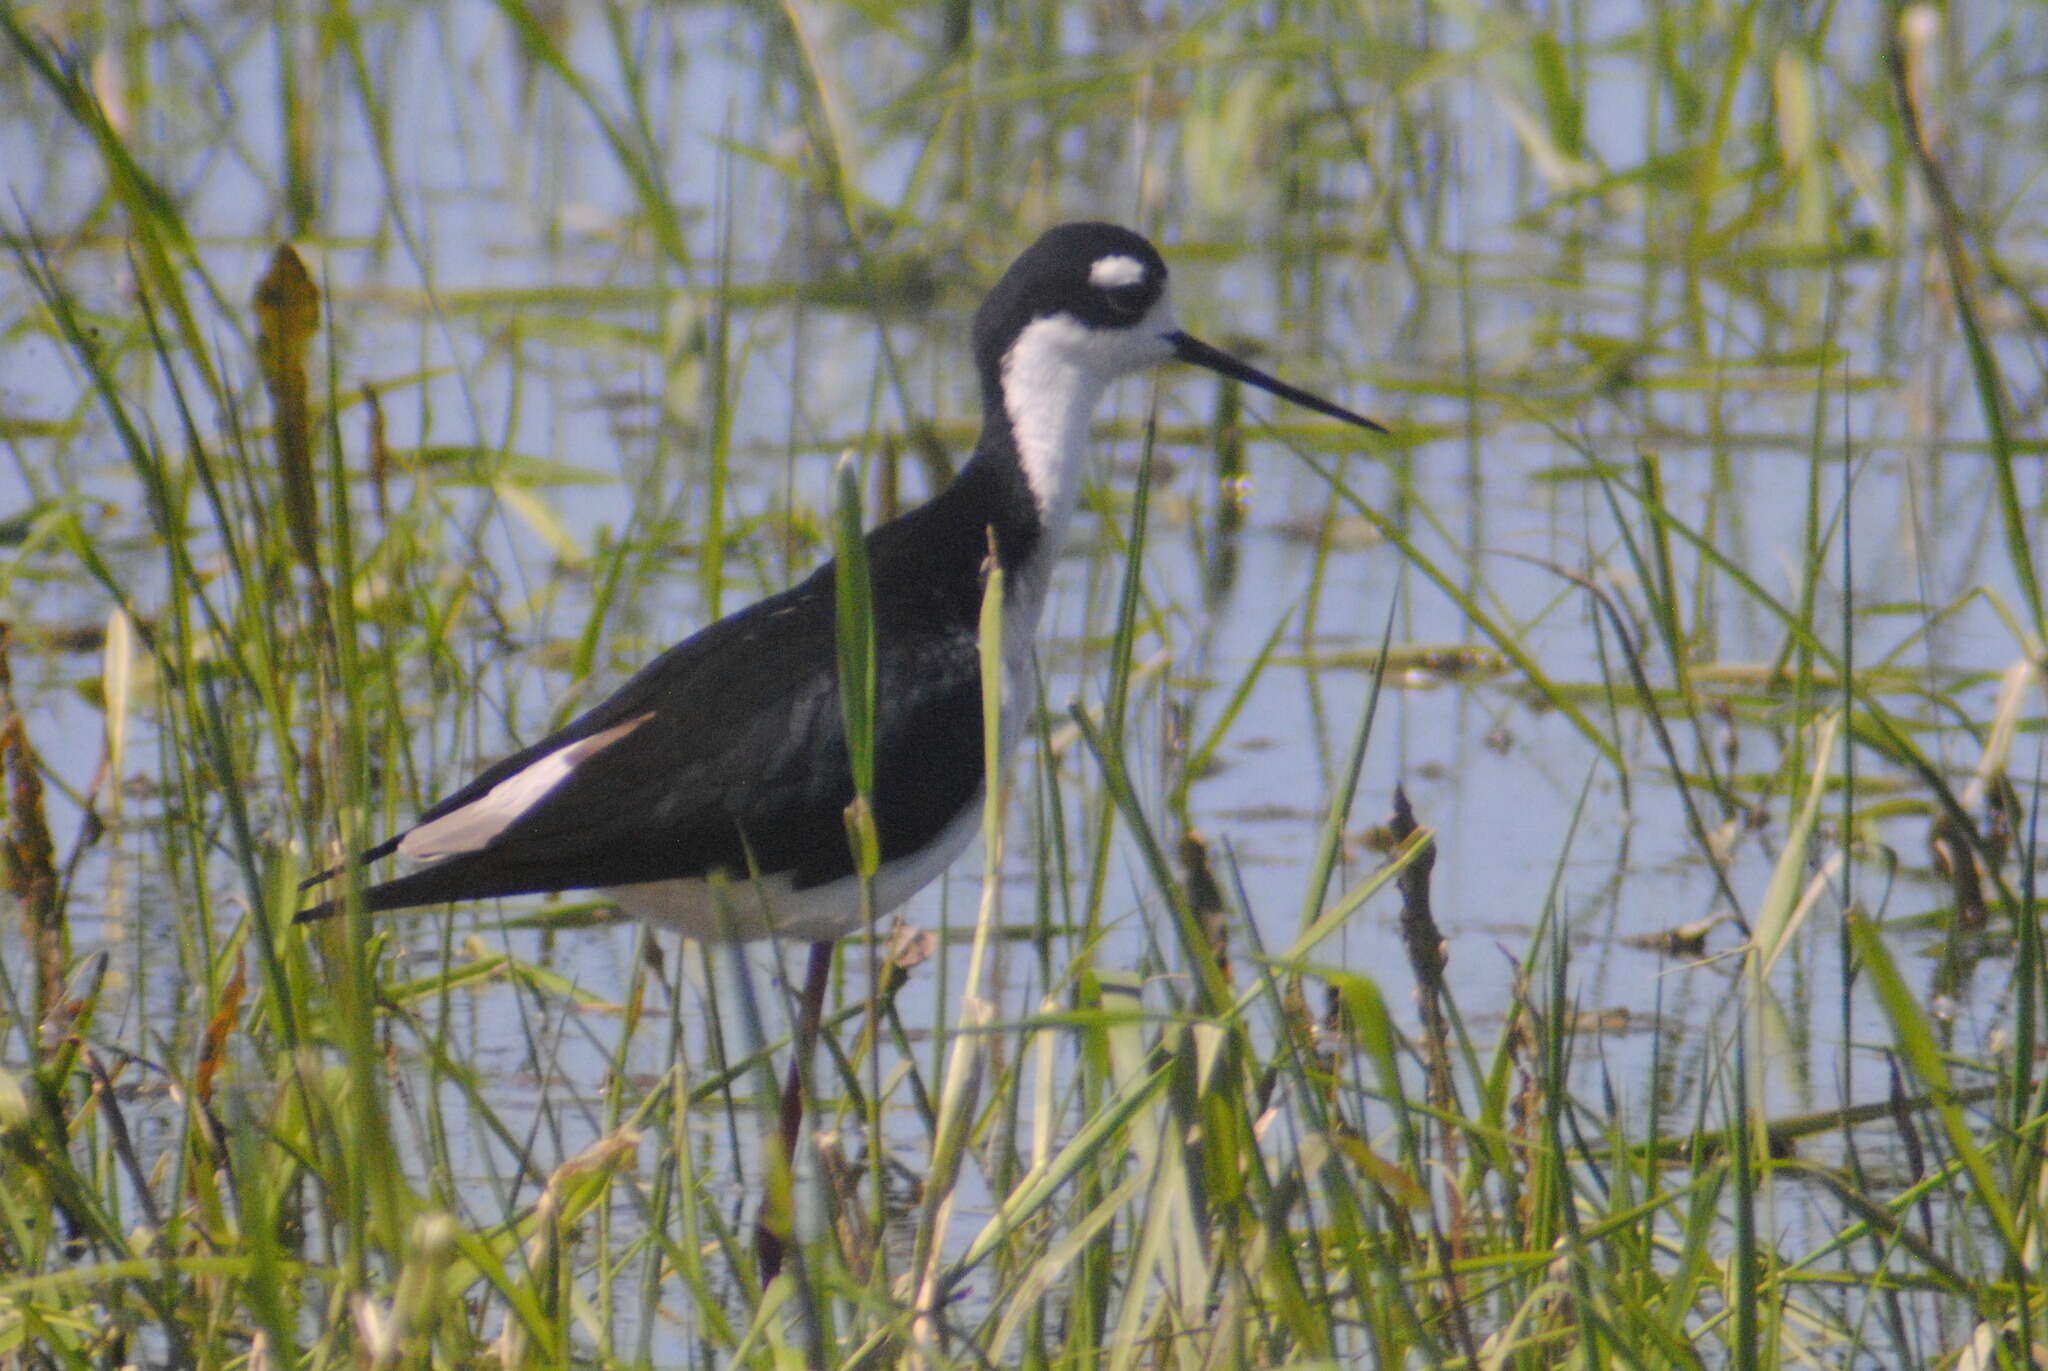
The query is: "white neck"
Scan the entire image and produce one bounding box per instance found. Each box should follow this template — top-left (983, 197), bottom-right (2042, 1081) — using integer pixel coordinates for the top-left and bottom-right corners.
top-left (986, 302), bottom-right (1179, 758)
top-left (999, 313), bottom-right (1112, 579)
top-left (991, 299), bottom-right (1178, 639)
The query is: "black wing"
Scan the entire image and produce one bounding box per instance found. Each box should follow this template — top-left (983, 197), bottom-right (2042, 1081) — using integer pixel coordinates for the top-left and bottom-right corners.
top-left (298, 557), bottom-right (988, 921)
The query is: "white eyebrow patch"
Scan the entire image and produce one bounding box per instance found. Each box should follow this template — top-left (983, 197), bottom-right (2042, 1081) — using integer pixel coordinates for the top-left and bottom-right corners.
top-left (1088, 254), bottom-right (1146, 288)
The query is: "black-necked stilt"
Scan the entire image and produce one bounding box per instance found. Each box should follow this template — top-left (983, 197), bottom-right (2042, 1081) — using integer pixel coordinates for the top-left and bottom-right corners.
top-left (298, 221), bottom-right (1382, 1280)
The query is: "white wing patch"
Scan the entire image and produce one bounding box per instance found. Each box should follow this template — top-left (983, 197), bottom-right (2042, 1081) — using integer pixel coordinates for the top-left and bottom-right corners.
top-left (1088, 253), bottom-right (1146, 288)
top-left (398, 713), bottom-right (654, 861)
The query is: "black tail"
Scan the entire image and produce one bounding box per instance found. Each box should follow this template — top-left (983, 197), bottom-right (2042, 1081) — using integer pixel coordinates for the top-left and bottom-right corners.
top-left (294, 849), bottom-right (573, 924)
top-left (294, 832), bottom-right (410, 923)
top-left (298, 833), bottom-right (407, 894)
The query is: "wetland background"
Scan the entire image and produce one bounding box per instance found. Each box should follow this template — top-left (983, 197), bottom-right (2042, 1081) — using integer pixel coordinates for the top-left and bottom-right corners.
top-left (2, 0), bottom-right (2045, 1367)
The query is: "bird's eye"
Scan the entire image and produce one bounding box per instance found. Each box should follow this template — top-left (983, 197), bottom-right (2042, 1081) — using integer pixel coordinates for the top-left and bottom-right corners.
top-left (1099, 282), bottom-right (1149, 318)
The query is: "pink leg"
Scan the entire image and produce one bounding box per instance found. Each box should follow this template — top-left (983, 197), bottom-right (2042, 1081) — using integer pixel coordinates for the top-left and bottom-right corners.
top-left (757, 940), bottom-right (833, 1285)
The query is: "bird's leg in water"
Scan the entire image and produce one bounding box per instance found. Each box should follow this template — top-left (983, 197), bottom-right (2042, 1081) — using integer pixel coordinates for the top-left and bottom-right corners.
top-left (757, 940), bottom-right (833, 1285)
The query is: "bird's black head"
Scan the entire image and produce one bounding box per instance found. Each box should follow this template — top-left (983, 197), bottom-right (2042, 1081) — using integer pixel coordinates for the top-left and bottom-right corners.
top-left (971, 221), bottom-right (1386, 436)
top-left (972, 222), bottom-right (1172, 374)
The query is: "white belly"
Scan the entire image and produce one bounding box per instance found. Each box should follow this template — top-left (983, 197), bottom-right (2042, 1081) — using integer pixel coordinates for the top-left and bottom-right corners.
top-left (604, 789), bottom-right (985, 941)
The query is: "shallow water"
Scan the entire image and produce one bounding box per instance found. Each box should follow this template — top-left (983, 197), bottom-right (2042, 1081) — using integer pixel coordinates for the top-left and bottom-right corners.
top-left (3, 0), bottom-right (2039, 1354)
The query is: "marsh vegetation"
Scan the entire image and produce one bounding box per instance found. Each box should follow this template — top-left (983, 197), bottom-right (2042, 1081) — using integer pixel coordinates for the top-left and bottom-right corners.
top-left (2, 1), bottom-right (2044, 1366)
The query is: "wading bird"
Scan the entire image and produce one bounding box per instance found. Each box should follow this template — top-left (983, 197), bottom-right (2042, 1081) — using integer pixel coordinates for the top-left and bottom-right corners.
top-left (300, 221), bottom-right (1383, 1281)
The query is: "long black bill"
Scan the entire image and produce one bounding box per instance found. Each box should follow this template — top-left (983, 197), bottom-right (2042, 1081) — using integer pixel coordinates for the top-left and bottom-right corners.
top-left (1169, 331), bottom-right (1386, 433)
